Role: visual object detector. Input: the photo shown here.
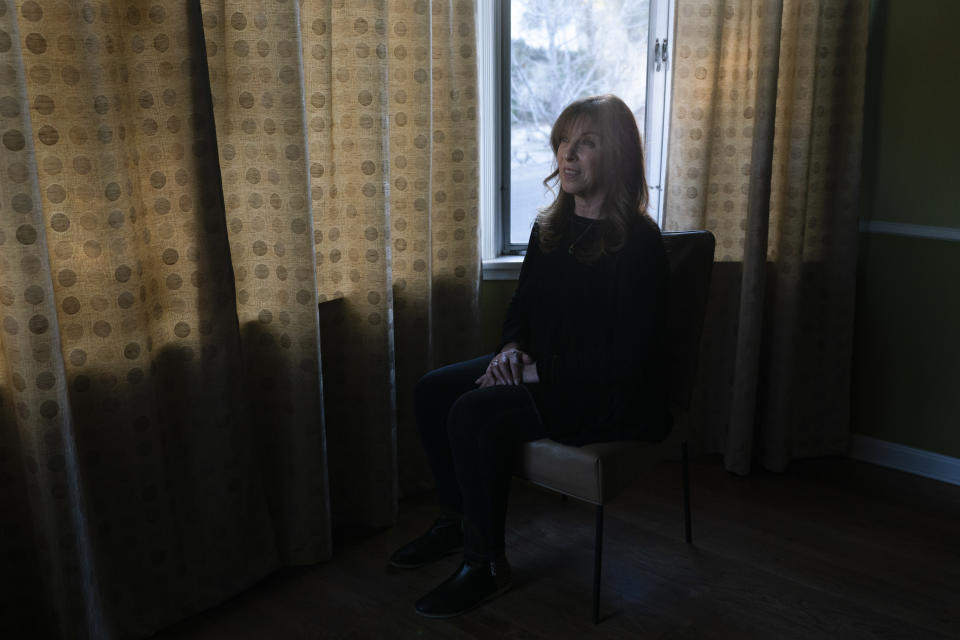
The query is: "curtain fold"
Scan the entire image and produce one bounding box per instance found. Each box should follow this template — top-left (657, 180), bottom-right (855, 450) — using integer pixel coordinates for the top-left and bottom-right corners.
top-left (665, 0), bottom-right (867, 474)
top-left (0, 1), bottom-right (480, 637)
top-left (303, 0), bottom-right (480, 526)
top-left (199, 0), bottom-right (330, 565)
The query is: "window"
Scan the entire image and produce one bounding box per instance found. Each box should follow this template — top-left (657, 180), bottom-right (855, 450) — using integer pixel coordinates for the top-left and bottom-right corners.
top-left (478, 0), bottom-right (675, 274)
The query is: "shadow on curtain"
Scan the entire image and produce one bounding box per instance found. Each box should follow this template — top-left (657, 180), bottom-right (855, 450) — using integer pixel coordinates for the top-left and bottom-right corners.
top-left (0, 1), bottom-right (478, 637)
top-left (294, 0), bottom-right (480, 527)
top-left (664, 0), bottom-right (868, 474)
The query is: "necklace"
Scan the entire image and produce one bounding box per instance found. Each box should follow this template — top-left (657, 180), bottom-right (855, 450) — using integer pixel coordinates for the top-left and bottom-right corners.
top-left (568, 220), bottom-right (597, 254)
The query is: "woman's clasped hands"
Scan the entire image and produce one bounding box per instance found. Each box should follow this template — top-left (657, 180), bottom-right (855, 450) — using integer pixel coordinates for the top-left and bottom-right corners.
top-left (475, 344), bottom-right (539, 388)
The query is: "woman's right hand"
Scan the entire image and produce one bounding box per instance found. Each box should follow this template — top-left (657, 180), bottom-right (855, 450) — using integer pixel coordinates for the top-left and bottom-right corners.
top-left (475, 346), bottom-right (534, 387)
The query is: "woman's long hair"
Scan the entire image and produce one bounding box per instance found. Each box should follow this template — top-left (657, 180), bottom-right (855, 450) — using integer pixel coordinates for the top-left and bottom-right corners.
top-left (537, 95), bottom-right (649, 262)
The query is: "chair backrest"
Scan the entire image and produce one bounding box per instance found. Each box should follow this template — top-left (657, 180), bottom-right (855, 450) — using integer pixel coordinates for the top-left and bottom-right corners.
top-left (661, 231), bottom-right (715, 413)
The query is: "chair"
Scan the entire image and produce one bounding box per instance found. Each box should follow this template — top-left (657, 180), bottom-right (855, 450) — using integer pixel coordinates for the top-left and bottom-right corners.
top-left (514, 230), bottom-right (716, 623)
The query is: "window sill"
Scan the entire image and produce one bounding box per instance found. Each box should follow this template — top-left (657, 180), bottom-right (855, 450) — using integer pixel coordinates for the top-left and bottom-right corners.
top-left (482, 256), bottom-right (523, 281)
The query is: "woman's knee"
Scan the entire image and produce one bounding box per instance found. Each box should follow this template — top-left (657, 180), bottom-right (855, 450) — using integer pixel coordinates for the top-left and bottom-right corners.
top-left (446, 392), bottom-right (481, 438)
top-left (414, 368), bottom-right (443, 410)
top-left (415, 365), bottom-right (479, 446)
top-left (415, 360), bottom-right (472, 404)
top-left (446, 388), bottom-right (509, 447)
top-left (414, 357), bottom-right (489, 414)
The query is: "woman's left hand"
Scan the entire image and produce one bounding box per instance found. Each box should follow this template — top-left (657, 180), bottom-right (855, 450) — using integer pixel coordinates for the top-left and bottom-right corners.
top-left (475, 349), bottom-right (536, 387)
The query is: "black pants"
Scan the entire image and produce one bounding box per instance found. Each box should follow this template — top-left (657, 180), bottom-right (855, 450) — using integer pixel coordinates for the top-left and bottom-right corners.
top-left (415, 354), bottom-right (547, 560)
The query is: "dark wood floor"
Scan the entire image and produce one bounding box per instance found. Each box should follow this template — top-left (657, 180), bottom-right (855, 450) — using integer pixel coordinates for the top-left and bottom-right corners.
top-left (152, 456), bottom-right (960, 639)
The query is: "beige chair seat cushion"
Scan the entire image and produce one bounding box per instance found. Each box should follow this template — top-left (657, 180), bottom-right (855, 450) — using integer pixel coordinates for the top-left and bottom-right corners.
top-left (517, 438), bottom-right (660, 505)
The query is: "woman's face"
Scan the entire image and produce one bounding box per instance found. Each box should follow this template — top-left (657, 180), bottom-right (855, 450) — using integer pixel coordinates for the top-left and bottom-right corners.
top-left (557, 118), bottom-right (604, 200)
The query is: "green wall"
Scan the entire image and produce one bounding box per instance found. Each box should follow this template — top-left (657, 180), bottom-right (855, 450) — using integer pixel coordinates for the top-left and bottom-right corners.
top-left (479, 279), bottom-right (516, 354)
top-left (853, 0), bottom-right (960, 457)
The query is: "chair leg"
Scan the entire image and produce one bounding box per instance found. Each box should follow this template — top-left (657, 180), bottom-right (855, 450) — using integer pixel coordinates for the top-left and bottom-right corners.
top-left (682, 440), bottom-right (693, 544)
top-left (593, 504), bottom-right (603, 624)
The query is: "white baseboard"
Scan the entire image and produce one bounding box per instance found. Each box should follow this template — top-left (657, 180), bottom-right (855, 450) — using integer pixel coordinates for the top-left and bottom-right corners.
top-left (859, 220), bottom-right (960, 242)
top-left (849, 435), bottom-right (960, 486)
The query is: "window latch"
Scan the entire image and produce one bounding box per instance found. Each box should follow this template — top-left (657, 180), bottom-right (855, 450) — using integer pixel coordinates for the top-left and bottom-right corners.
top-left (654, 38), bottom-right (668, 72)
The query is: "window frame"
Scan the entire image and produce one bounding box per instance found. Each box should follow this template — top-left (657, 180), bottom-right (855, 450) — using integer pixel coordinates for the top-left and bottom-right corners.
top-left (479, 0), bottom-right (676, 277)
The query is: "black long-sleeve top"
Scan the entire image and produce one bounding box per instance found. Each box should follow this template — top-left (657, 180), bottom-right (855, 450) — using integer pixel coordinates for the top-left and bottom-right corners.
top-left (501, 213), bottom-right (671, 445)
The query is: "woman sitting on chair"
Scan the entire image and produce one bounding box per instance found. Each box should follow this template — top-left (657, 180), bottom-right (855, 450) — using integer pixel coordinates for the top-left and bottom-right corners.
top-left (390, 94), bottom-right (671, 618)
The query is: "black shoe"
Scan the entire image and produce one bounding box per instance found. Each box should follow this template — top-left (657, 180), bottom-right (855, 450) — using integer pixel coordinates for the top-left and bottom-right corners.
top-left (414, 557), bottom-right (512, 618)
top-left (389, 514), bottom-right (463, 569)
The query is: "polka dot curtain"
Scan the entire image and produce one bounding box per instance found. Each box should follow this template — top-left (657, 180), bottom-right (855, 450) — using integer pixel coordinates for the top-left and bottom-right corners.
top-left (0, 0), bottom-right (479, 637)
top-left (663, 0), bottom-right (867, 474)
top-left (0, 1), bottom-right (328, 637)
top-left (296, 0), bottom-right (480, 520)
